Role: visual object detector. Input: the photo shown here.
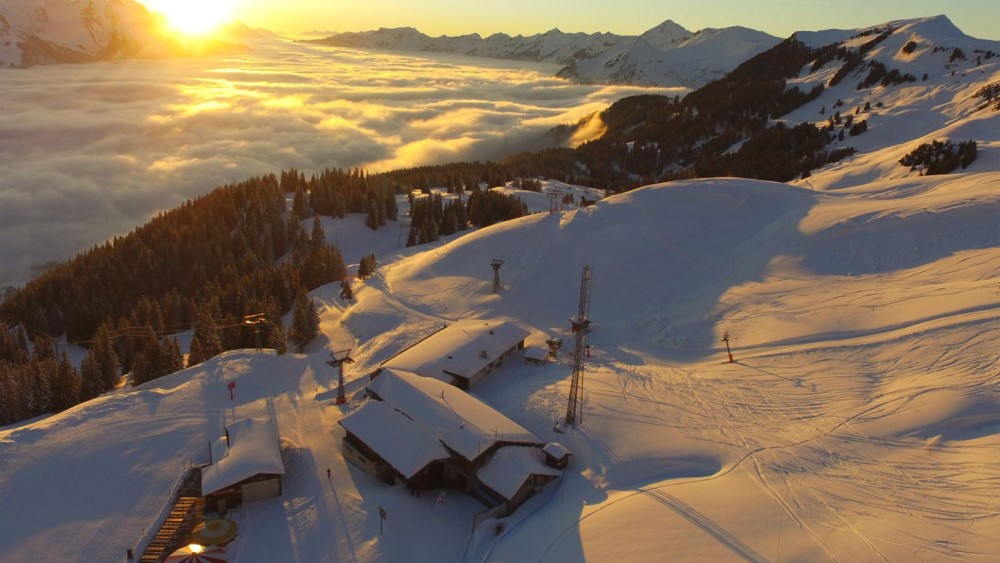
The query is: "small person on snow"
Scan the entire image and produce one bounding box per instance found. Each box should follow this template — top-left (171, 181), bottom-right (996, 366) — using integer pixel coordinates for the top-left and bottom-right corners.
top-left (326, 468), bottom-right (331, 479)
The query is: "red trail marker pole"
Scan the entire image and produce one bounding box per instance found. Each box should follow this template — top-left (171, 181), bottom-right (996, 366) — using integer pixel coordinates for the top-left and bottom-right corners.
top-left (721, 332), bottom-right (734, 363)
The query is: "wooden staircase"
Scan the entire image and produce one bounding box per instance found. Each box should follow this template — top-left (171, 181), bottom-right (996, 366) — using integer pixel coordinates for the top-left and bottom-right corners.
top-left (139, 469), bottom-right (205, 563)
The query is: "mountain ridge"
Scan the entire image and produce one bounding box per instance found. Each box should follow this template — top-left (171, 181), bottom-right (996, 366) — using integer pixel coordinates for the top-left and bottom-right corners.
top-left (0, 0), bottom-right (247, 67)
top-left (307, 20), bottom-right (782, 88)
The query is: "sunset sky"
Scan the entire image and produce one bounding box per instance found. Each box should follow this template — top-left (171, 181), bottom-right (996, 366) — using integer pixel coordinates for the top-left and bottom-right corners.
top-left (140, 0), bottom-right (1000, 39)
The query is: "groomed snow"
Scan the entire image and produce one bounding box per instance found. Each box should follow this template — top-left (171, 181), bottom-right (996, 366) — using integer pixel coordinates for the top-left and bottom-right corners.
top-left (1, 15), bottom-right (999, 563)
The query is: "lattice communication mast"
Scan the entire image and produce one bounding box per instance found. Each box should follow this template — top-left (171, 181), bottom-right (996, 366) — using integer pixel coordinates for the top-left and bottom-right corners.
top-left (565, 265), bottom-right (592, 427)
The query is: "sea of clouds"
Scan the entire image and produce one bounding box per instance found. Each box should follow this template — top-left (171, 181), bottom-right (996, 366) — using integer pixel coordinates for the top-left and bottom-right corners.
top-left (0, 38), bottom-right (682, 288)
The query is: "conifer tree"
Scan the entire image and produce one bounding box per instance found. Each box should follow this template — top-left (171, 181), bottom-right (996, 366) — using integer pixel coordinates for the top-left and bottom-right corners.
top-left (27, 356), bottom-right (53, 417)
top-left (311, 215), bottom-right (326, 249)
top-left (92, 322), bottom-right (121, 391)
top-left (162, 337), bottom-right (184, 375)
top-left (268, 316), bottom-right (288, 355)
top-left (32, 334), bottom-right (56, 362)
top-left (366, 198), bottom-right (379, 230)
top-left (79, 351), bottom-right (102, 400)
top-left (0, 366), bottom-right (16, 425)
top-left (290, 289), bottom-right (320, 353)
top-left (129, 325), bottom-right (160, 385)
top-left (292, 184), bottom-right (311, 220)
top-left (188, 305), bottom-right (223, 366)
top-left (358, 254), bottom-right (377, 279)
top-left (339, 279), bottom-right (354, 302)
top-left (52, 352), bottom-right (81, 411)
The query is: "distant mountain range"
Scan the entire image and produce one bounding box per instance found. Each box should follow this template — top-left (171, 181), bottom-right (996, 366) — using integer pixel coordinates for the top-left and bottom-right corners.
top-left (0, 0), bottom-right (156, 66)
top-left (308, 21), bottom-right (781, 87)
top-left (0, 0), bottom-right (250, 68)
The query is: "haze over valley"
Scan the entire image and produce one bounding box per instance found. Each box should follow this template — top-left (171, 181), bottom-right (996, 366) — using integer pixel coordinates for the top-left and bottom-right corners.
top-left (0, 36), bottom-right (677, 288)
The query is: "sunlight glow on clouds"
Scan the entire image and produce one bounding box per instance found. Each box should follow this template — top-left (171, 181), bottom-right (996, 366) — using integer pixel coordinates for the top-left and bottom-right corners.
top-left (0, 39), bottom-right (684, 286)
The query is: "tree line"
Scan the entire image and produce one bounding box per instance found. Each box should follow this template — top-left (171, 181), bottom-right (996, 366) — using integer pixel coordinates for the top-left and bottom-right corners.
top-left (0, 163), bottom-right (535, 424)
top-left (0, 173), bottom-right (347, 424)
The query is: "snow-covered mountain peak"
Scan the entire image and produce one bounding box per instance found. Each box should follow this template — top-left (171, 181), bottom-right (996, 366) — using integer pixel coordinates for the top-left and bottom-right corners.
top-left (795, 15), bottom-right (990, 50)
top-left (890, 14), bottom-right (965, 40)
top-left (639, 19), bottom-right (691, 50)
top-left (310, 21), bottom-right (778, 87)
top-left (0, 0), bottom-right (247, 67)
top-left (0, 0), bottom-right (159, 66)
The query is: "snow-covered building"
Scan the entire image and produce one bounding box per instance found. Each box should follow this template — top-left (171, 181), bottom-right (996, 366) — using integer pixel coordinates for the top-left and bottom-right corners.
top-left (339, 368), bottom-right (561, 516)
top-left (382, 319), bottom-right (530, 389)
top-left (543, 442), bottom-right (572, 469)
top-left (201, 416), bottom-right (285, 513)
top-left (524, 346), bottom-right (551, 365)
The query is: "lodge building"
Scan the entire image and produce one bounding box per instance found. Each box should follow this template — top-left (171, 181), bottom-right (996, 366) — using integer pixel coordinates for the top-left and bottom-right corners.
top-left (201, 415), bottom-right (285, 513)
top-left (382, 319), bottom-right (530, 390)
top-left (339, 368), bottom-right (565, 517)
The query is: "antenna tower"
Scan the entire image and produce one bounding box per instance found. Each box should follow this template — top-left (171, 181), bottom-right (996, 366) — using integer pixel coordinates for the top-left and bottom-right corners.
top-left (565, 265), bottom-right (592, 426)
top-left (491, 259), bottom-right (504, 293)
top-left (326, 348), bottom-right (355, 405)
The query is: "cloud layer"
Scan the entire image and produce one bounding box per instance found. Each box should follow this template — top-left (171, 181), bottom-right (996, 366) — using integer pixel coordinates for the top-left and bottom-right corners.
top-left (0, 39), bottom-right (682, 287)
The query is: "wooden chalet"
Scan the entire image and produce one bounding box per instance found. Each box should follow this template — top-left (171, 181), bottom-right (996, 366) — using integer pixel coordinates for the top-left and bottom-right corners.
top-left (201, 416), bottom-right (285, 513)
top-left (339, 368), bottom-right (561, 516)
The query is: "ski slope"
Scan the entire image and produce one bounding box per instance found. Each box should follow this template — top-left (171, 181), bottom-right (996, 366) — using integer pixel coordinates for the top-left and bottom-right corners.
top-left (2, 15), bottom-right (1000, 563)
top-left (2, 165), bottom-right (997, 562)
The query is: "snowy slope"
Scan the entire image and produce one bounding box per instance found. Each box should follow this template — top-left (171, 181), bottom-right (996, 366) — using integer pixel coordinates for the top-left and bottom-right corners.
top-left (312, 20), bottom-right (779, 88)
top-left (560, 25), bottom-right (780, 87)
top-left (0, 0), bottom-right (247, 67)
top-left (3, 171), bottom-right (997, 562)
top-left (783, 15), bottom-right (1000, 190)
top-left (0, 0), bottom-right (162, 67)
top-left (2, 15), bottom-right (1000, 563)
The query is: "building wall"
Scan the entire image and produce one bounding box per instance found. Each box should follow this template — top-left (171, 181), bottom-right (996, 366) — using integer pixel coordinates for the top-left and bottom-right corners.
top-left (205, 473), bottom-right (283, 512)
top-left (242, 476), bottom-right (281, 503)
top-left (342, 435), bottom-right (380, 480)
top-left (466, 338), bottom-right (525, 388)
top-left (502, 473), bottom-right (559, 517)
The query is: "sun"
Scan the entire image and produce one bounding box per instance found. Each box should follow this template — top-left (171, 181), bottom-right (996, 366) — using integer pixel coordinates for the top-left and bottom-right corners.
top-left (144, 0), bottom-right (237, 36)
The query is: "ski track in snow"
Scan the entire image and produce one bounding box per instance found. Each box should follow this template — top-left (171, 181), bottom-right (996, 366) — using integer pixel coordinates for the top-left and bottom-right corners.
top-left (530, 312), bottom-right (998, 562)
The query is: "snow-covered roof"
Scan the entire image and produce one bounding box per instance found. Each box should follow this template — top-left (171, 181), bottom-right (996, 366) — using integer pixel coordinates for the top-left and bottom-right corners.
top-left (384, 320), bottom-right (530, 382)
top-left (209, 436), bottom-right (228, 466)
top-left (202, 417), bottom-right (285, 496)
top-left (362, 368), bottom-right (542, 463)
top-left (339, 400), bottom-right (450, 479)
top-left (477, 446), bottom-right (561, 500)
top-left (525, 347), bottom-right (550, 361)
top-left (543, 442), bottom-right (571, 459)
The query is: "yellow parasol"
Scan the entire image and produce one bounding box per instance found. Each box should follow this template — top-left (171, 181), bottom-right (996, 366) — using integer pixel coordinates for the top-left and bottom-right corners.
top-left (191, 518), bottom-right (239, 546)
